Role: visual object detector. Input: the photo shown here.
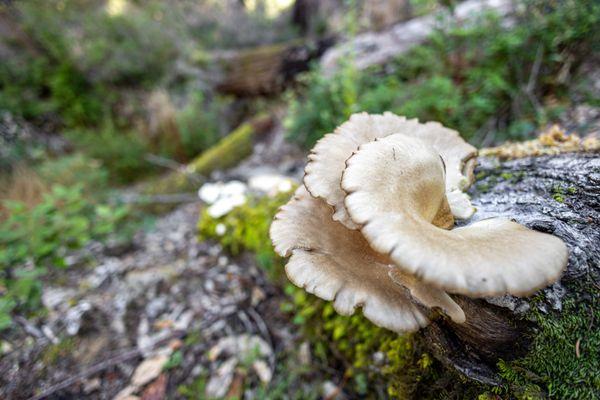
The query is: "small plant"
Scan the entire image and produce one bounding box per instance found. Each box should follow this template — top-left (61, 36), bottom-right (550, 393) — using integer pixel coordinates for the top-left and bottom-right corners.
top-left (285, 0), bottom-right (600, 148)
top-left (65, 123), bottom-right (153, 184)
top-left (0, 184), bottom-right (129, 329)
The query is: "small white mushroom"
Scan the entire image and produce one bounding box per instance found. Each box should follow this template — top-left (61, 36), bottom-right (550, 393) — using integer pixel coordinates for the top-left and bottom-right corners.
top-left (270, 186), bottom-right (465, 332)
top-left (303, 112), bottom-right (477, 229)
top-left (341, 133), bottom-right (568, 297)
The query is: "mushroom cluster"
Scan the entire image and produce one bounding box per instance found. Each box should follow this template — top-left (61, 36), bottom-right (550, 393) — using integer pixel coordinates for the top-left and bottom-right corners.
top-left (270, 112), bottom-right (568, 333)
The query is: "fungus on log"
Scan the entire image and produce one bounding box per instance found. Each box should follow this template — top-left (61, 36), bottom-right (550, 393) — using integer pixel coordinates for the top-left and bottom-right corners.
top-left (269, 112), bottom-right (595, 384)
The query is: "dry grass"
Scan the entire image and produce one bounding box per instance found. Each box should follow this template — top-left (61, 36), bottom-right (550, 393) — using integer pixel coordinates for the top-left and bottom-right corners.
top-left (0, 165), bottom-right (48, 218)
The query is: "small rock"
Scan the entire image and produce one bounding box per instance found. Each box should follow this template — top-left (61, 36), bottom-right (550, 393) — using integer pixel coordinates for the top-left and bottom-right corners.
top-left (215, 223), bottom-right (227, 236)
top-left (252, 359), bottom-right (272, 383)
top-left (131, 353), bottom-right (170, 388)
top-left (298, 342), bottom-right (311, 366)
top-left (83, 377), bottom-right (101, 394)
top-left (208, 334), bottom-right (272, 361)
top-left (65, 301), bottom-right (93, 336)
top-left (322, 381), bottom-right (346, 400)
top-left (250, 286), bottom-right (266, 307)
top-left (205, 357), bottom-right (237, 398)
top-left (248, 174), bottom-right (294, 197)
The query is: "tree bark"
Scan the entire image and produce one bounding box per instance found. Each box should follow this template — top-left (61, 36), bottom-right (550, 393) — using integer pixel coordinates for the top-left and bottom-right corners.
top-left (423, 152), bottom-right (600, 384)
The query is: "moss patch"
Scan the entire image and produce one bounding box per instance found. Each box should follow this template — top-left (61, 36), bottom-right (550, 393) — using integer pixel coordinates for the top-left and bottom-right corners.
top-left (496, 285), bottom-right (600, 399)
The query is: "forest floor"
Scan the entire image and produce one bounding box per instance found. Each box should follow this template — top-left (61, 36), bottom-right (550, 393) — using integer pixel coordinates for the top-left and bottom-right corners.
top-left (0, 127), bottom-right (345, 400)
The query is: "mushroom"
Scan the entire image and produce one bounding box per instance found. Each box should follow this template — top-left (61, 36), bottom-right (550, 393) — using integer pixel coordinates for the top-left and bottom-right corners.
top-left (341, 133), bottom-right (568, 296)
top-left (270, 186), bottom-right (465, 333)
top-left (303, 112), bottom-right (478, 229)
top-left (271, 112), bottom-right (568, 333)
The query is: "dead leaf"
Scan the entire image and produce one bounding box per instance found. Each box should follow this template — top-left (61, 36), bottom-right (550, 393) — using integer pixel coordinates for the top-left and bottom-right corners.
top-left (141, 373), bottom-right (168, 400)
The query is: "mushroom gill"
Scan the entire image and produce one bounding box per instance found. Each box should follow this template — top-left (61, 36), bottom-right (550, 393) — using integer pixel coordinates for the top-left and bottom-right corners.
top-left (303, 112), bottom-right (478, 230)
top-left (270, 186), bottom-right (465, 333)
top-left (342, 133), bottom-right (568, 297)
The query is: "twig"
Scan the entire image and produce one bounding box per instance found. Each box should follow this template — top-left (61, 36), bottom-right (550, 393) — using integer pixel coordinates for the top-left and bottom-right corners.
top-left (144, 154), bottom-right (205, 184)
top-left (524, 45), bottom-right (544, 116)
top-left (117, 192), bottom-right (199, 205)
top-left (246, 307), bottom-right (276, 371)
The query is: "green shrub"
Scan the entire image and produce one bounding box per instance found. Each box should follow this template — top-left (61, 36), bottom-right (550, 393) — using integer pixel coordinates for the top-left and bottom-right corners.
top-left (0, 184), bottom-right (129, 329)
top-left (175, 92), bottom-right (225, 159)
top-left (36, 153), bottom-right (109, 193)
top-left (65, 123), bottom-right (153, 184)
top-left (285, 0), bottom-right (600, 148)
top-left (78, 12), bottom-right (177, 86)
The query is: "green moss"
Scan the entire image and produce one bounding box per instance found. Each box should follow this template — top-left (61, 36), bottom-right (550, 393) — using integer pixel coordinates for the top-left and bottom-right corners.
top-left (142, 119), bottom-right (261, 208)
top-left (497, 289), bottom-right (600, 399)
top-left (41, 338), bottom-right (77, 366)
top-left (189, 122), bottom-right (255, 177)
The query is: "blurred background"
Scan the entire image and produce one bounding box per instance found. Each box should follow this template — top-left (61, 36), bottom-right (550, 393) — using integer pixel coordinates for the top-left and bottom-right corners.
top-left (0, 0), bottom-right (598, 399)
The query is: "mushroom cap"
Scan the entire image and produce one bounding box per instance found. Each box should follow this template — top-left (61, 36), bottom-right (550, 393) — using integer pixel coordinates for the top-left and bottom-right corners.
top-left (342, 133), bottom-right (568, 297)
top-left (269, 186), bottom-right (465, 332)
top-left (303, 112), bottom-right (477, 229)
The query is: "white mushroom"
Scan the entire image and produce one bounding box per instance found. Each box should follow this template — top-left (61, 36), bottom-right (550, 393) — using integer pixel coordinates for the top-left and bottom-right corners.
top-left (270, 186), bottom-right (465, 332)
top-left (272, 113), bottom-right (568, 334)
top-left (341, 133), bottom-right (568, 297)
top-left (304, 112), bottom-right (477, 229)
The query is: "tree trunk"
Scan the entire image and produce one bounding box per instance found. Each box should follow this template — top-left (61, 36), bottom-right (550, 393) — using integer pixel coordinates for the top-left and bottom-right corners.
top-left (423, 152), bottom-right (600, 384)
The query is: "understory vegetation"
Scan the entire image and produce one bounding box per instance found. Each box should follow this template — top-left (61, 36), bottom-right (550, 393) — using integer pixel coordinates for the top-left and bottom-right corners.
top-left (1, 0), bottom-right (599, 398)
top-left (285, 0), bottom-right (600, 148)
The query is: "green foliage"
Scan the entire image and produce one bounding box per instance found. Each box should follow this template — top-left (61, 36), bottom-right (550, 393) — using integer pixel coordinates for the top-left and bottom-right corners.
top-left (175, 92), bottom-right (224, 159)
top-left (77, 12), bottom-right (176, 86)
top-left (285, 0), bottom-right (600, 148)
top-left (65, 123), bottom-right (153, 184)
top-left (284, 61), bottom-right (362, 148)
top-left (0, 184), bottom-right (129, 329)
top-left (36, 153), bottom-right (109, 193)
top-left (497, 291), bottom-right (600, 399)
top-left (197, 190), bottom-right (292, 279)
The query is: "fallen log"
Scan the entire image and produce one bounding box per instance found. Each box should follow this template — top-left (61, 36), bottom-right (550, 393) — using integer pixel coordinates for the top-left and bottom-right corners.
top-left (424, 149), bottom-right (600, 388)
top-left (214, 38), bottom-right (335, 97)
top-left (138, 114), bottom-right (274, 200)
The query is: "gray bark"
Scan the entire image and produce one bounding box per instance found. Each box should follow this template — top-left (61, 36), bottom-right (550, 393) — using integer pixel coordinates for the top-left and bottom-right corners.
top-left (424, 152), bottom-right (600, 384)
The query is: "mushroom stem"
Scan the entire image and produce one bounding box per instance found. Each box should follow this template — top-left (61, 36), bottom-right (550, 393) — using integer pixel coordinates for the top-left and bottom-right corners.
top-left (423, 297), bottom-right (532, 384)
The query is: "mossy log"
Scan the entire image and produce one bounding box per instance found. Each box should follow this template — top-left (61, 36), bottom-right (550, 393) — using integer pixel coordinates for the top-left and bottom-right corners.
top-left (424, 152), bottom-right (600, 389)
top-left (214, 38), bottom-right (334, 97)
top-left (139, 114), bottom-right (274, 198)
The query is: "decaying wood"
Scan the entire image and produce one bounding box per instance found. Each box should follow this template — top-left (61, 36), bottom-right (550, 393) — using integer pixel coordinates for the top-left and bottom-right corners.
top-left (320, 0), bottom-right (513, 74)
top-left (424, 152), bottom-right (600, 384)
top-left (136, 114), bottom-right (274, 210)
top-left (214, 38), bottom-right (334, 97)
